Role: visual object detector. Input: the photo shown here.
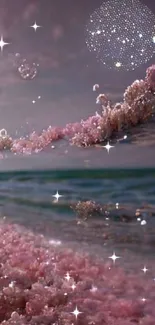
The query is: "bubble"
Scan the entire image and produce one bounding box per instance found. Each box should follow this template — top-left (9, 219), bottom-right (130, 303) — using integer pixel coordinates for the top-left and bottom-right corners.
top-left (8, 53), bottom-right (38, 80)
top-left (15, 53), bottom-right (21, 59)
top-left (18, 62), bottom-right (38, 80)
top-left (85, 0), bottom-right (155, 71)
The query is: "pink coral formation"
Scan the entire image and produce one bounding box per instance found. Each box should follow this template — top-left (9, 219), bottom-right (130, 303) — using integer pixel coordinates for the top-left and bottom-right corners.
top-left (0, 220), bottom-right (154, 324)
top-left (11, 127), bottom-right (64, 154)
top-left (1, 65), bottom-right (155, 153)
top-left (145, 64), bottom-right (155, 90)
top-left (124, 79), bottom-right (147, 106)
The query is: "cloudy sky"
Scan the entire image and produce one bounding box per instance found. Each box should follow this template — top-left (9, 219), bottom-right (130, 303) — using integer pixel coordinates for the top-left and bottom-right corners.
top-left (0, 0), bottom-right (155, 136)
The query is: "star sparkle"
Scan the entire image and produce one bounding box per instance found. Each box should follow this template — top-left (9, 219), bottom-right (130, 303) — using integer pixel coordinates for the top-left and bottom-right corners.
top-left (71, 306), bottom-right (82, 319)
top-left (71, 283), bottom-right (76, 290)
top-left (141, 297), bottom-right (147, 302)
top-left (0, 36), bottom-right (9, 52)
top-left (85, 0), bottom-right (155, 70)
top-left (109, 252), bottom-right (121, 264)
top-left (52, 191), bottom-right (63, 202)
top-left (142, 266), bottom-right (148, 273)
top-left (30, 22), bottom-right (41, 31)
top-left (103, 142), bottom-right (114, 153)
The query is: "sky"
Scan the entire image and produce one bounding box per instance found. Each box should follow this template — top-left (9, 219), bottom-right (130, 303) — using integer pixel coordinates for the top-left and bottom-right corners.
top-left (0, 0), bottom-right (155, 136)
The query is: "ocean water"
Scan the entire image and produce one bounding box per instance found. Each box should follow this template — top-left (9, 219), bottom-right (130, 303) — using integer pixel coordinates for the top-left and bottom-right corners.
top-left (0, 167), bottom-right (155, 323)
top-left (1, 167), bottom-right (155, 257)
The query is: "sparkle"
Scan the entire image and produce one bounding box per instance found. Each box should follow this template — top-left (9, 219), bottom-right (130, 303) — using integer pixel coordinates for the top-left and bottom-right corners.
top-left (0, 36), bottom-right (9, 52)
top-left (152, 36), bottom-right (155, 43)
top-left (116, 202), bottom-right (119, 209)
top-left (142, 266), bottom-right (148, 273)
top-left (103, 142), bottom-right (114, 153)
top-left (115, 62), bottom-right (122, 67)
top-left (30, 22), bottom-right (41, 31)
top-left (71, 283), bottom-right (76, 290)
top-left (8, 281), bottom-right (15, 288)
top-left (52, 191), bottom-right (63, 202)
top-left (141, 297), bottom-right (147, 302)
top-left (71, 306), bottom-right (82, 319)
top-left (141, 220), bottom-right (147, 225)
top-left (109, 252), bottom-right (121, 264)
top-left (90, 285), bottom-right (98, 292)
top-left (64, 272), bottom-right (71, 281)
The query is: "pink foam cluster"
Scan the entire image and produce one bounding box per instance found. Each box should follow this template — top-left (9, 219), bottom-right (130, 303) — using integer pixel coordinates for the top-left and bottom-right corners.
top-left (1, 64), bottom-right (155, 153)
top-left (145, 64), bottom-right (155, 90)
top-left (0, 221), bottom-right (154, 324)
top-left (11, 127), bottom-right (64, 154)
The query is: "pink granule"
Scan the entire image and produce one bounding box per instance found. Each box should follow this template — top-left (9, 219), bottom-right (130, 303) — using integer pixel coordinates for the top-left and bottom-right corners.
top-left (0, 221), bottom-right (154, 324)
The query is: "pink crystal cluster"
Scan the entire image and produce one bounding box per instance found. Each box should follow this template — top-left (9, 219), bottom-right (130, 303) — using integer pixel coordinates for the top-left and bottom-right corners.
top-left (0, 220), bottom-right (154, 324)
top-left (1, 65), bottom-right (155, 153)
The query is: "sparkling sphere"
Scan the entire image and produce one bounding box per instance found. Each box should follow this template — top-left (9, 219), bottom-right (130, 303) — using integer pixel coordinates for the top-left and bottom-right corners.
top-left (85, 0), bottom-right (155, 71)
top-left (18, 62), bottom-right (38, 80)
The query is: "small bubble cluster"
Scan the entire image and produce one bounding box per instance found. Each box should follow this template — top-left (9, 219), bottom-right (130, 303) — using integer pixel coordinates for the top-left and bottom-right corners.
top-left (10, 53), bottom-right (39, 80)
top-left (18, 61), bottom-right (38, 80)
top-left (85, 0), bottom-right (155, 70)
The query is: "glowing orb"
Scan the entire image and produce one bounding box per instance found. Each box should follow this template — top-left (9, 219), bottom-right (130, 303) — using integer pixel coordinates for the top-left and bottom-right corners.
top-left (85, 0), bottom-right (155, 70)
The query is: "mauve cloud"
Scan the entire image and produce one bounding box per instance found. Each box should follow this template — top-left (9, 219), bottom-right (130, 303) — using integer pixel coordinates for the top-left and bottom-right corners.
top-left (51, 25), bottom-right (64, 41)
top-left (22, 2), bottom-right (39, 21)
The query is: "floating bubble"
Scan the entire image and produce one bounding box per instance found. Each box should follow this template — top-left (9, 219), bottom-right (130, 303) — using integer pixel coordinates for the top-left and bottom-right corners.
top-left (85, 0), bottom-right (155, 71)
top-left (8, 53), bottom-right (38, 80)
top-left (18, 62), bottom-right (38, 80)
